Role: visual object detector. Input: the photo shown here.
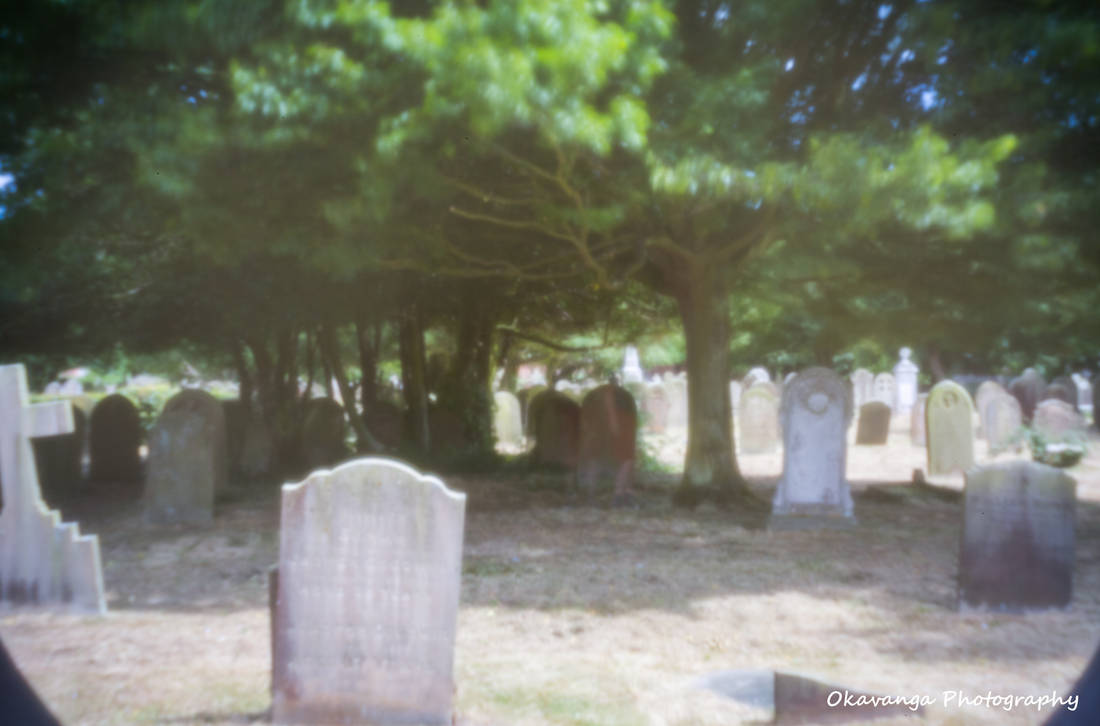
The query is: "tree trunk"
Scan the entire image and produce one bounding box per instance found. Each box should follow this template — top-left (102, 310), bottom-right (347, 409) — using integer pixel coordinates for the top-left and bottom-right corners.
top-left (318, 324), bottom-right (383, 453)
top-left (355, 313), bottom-right (380, 411)
top-left (399, 307), bottom-right (430, 453)
top-left (439, 296), bottom-right (495, 457)
top-left (233, 341), bottom-right (253, 416)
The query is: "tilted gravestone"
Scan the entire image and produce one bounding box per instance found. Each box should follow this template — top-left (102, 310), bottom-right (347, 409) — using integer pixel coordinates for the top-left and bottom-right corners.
top-left (33, 404), bottom-right (87, 504)
top-left (529, 390), bottom-right (581, 469)
top-left (959, 461), bottom-right (1075, 611)
top-left (1033, 399), bottom-right (1087, 441)
top-left (301, 398), bottom-right (348, 471)
top-left (88, 393), bottom-right (143, 486)
top-left (144, 389), bottom-right (227, 524)
top-left (272, 458), bottom-right (466, 725)
top-left (872, 373), bottom-right (895, 409)
top-left (910, 394), bottom-right (928, 447)
top-left (492, 391), bottom-right (524, 448)
top-left (926, 380), bottom-right (975, 476)
top-left (983, 392), bottom-right (1023, 454)
top-left (577, 384), bottom-right (637, 498)
top-left (850, 369), bottom-right (874, 410)
top-left (738, 383), bottom-right (780, 454)
top-left (641, 383), bottom-right (670, 433)
top-left (770, 368), bottom-right (854, 529)
top-left (0, 364), bottom-right (106, 613)
top-left (854, 401), bottom-right (890, 445)
top-left (1009, 368), bottom-right (1046, 423)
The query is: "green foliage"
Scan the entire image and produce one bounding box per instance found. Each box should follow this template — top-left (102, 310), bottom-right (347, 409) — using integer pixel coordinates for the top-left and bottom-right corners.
top-left (1027, 427), bottom-right (1088, 469)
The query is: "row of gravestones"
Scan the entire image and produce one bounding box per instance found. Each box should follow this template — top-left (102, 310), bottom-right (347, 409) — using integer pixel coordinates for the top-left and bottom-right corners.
top-left (0, 362), bottom-right (1084, 723)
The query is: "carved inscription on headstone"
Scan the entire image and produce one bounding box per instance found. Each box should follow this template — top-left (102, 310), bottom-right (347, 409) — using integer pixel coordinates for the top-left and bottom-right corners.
top-left (959, 461), bottom-right (1075, 612)
top-left (272, 458), bottom-right (466, 725)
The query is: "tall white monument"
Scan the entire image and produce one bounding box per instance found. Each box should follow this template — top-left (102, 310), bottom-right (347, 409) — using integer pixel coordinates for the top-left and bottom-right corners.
top-left (621, 345), bottom-right (644, 384)
top-left (893, 347), bottom-right (920, 416)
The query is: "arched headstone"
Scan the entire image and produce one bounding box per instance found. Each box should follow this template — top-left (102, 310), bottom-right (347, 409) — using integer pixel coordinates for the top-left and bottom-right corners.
top-left (855, 402), bottom-right (890, 445)
top-left (577, 384), bottom-right (637, 498)
top-left (926, 380), bottom-right (975, 476)
top-left (88, 394), bottom-right (142, 486)
top-left (529, 390), bottom-right (580, 468)
top-left (738, 383), bottom-right (780, 454)
top-left (983, 393), bottom-right (1023, 454)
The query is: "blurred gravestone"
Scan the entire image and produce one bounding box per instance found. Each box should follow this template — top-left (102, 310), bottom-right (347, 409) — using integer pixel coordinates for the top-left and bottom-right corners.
top-left (1033, 399), bottom-right (1087, 440)
top-left (738, 383), bottom-right (780, 454)
top-left (854, 402), bottom-right (890, 445)
top-left (517, 385), bottom-right (547, 435)
top-left (892, 347), bottom-right (919, 415)
top-left (975, 380), bottom-right (1007, 438)
top-left (959, 461), bottom-right (1075, 611)
top-left (910, 394), bottom-right (928, 447)
top-left (529, 390), bottom-right (580, 468)
top-left (144, 389), bottom-right (227, 524)
top-left (620, 345), bottom-right (644, 384)
top-left (1044, 377), bottom-right (1077, 408)
top-left (641, 383), bottom-right (670, 433)
top-left (0, 364), bottom-right (106, 614)
top-left (1009, 368), bottom-right (1046, 423)
top-left (301, 398), bottom-right (348, 471)
top-left (1071, 373), bottom-right (1092, 415)
top-left (872, 373), bottom-right (895, 409)
top-left (983, 393), bottom-right (1024, 454)
top-left (771, 368), bottom-right (854, 529)
top-left (926, 380), bottom-right (975, 476)
top-left (663, 377), bottom-right (687, 429)
top-left (492, 391), bottom-right (524, 448)
top-left (272, 458), bottom-right (466, 725)
top-left (577, 384), bottom-right (637, 499)
top-left (88, 393), bottom-right (143, 487)
top-left (850, 369), bottom-right (873, 410)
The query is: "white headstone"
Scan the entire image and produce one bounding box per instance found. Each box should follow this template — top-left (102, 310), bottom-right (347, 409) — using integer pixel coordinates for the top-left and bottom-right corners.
top-left (620, 345), bottom-right (644, 384)
top-left (0, 364), bottom-right (106, 613)
top-left (892, 347), bottom-right (919, 415)
top-left (1071, 373), bottom-right (1092, 415)
top-left (850, 369), bottom-right (874, 410)
top-left (493, 391), bottom-right (524, 447)
top-left (771, 368), bottom-right (854, 528)
top-left (872, 373), bottom-right (896, 410)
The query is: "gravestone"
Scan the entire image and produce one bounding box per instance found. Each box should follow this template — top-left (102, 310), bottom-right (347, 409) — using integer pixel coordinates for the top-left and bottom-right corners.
top-left (910, 394), bottom-right (928, 446)
top-left (492, 391), bottom-right (524, 448)
top-left (926, 380), bottom-right (975, 476)
top-left (641, 383), bottom-right (670, 433)
top-left (728, 380), bottom-right (742, 415)
top-left (1071, 373), bottom-right (1092, 414)
top-left (892, 347), bottom-right (919, 415)
top-left (144, 389), bottom-right (227, 524)
top-left (1044, 377), bottom-right (1077, 408)
top-left (577, 384), bottom-right (637, 499)
top-left (516, 385), bottom-right (547, 435)
top-left (301, 398), bottom-right (348, 471)
top-left (272, 458), bottom-right (466, 725)
top-left (738, 383), bottom-right (780, 454)
top-left (854, 402), bottom-right (890, 445)
top-left (620, 345), bottom-right (644, 384)
top-left (88, 393), bottom-right (143, 485)
top-left (1033, 399), bottom-right (1087, 440)
top-left (983, 392), bottom-right (1024, 454)
top-left (33, 404), bottom-right (87, 504)
top-left (975, 380), bottom-right (1007, 438)
top-left (747, 366), bottom-right (771, 385)
top-left (872, 373), bottom-right (895, 409)
top-left (363, 399), bottom-right (404, 451)
top-left (1009, 368), bottom-right (1046, 422)
top-left (663, 377), bottom-right (688, 429)
top-left (959, 461), bottom-right (1075, 611)
top-left (850, 369), bottom-right (874, 410)
top-left (529, 390), bottom-right (580, 468)
top-left (770, 368), bottom-right (854, 528)
top-left (0, 364), bottom-right (106, 613)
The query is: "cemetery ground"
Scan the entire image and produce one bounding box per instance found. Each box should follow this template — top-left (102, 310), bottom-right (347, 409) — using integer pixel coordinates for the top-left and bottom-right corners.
top-left (3, 423), bottom-right (1099, 726)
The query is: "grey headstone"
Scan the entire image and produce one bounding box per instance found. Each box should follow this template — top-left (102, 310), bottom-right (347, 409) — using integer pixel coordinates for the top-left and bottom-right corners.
top-left (850, 369), bottom-right (873, 410)
top-left (959, 461), bottom-right (1075, 612)
top-left (1033, 399), bottom-right (1086, 441)
top-left (854, 402), bottom-right (890, 445)
top-left (492, 391), bottom-right (524, 447)
top-left (926, 380), bottom-right (974, 476)
top-left (771, 368), bottom-right (854, 528)
top-left (975, 381), bottom-right (1007, 438)
top-left (577, 384), bottom-right (637, 497)
top-left (271, 458), bottom-right (466, 725)
top-left (88, 393), bottom-right (143, 485)
top-left (0, 364), bottom-right (106, 614)
top-left (983, 393), bottom-right (1023, 454)
top-left (738, 383), bottom-right (780, 455)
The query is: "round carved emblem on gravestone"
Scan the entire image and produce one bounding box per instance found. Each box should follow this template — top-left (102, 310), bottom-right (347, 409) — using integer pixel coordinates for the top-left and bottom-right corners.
top-left (577, 384), bottom-right (637, 496)
top-left (301, 398), bottom-right (348, 472)
top-left (88, 393), bottom-right (143, 486)
top-left (529, 389), bottom-right (581, 469)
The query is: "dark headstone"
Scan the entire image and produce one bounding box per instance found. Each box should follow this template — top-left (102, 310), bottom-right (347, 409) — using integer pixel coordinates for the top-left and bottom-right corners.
top-left (1009, 368), bottom-right (1046, 423)
top-left (301, 398), bottom-right (348, 471)
top-left (1044, 378), bottom-right (1077, 408)
top-left (517, 385), bottom-right (547, 435)
top-left (221, 399), bottom-right (246, 477)
top-left (363, 399), bottom-right (403, 450)
top-left (959, 461), bottom-right (1075, 612)
top-left (144, 389), bottom-right (227, 524)
top-left (577, 384), bottom-right (637, 497)
top-left (32, 404), bottom-right (86, 504)
top-left (88, 394), bottom-right (142, 485)
top-left (529, 390), bottom-right (580, 469)
top-left (272, 458), bottom-right (466, 725)
top-left (854, 401), bottom-right (890, 445)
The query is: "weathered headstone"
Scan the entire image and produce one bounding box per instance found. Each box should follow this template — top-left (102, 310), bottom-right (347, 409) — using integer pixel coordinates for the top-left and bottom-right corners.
top-left (620, 345), bottom-right (644, 384)
top-left (301, 398), bottom-right (349, 471)
top-left (0, 364), bottom-right (106, 614)
top-left (728, 380), bottom-right (742, 415)
top-left (854, 401), bottom-right (891, 445)
top-left (910, 394), bottom-right (928, 447)
top-left (738, 383), bottom-right (780, 454)
top-left (529, 390), bottom-right (581, 468)
top-left (516, 385), bottom-right (547, 435)
top-left (1009, 368), bottom-right (1046, 422)
top-left (850, 369), bottom-right (874, 410)
top-left (926, 380), bottom-right (975, 476)
top-left (983, 392), bottom-right (1024, 454)
top-left (872, 373), bottom-right (895, 409)
top-left (492, 391), bottom-right (524, 448)
top-left (144, 389), bottom-right (227, 524)
top-left (1033, 399), bottom-right (1087, 441)
top-left (32, 404), bottom-right (87, 504)
top-left (663, 377), bottom-right (688, 429)
top-left (577, 384), bottom-right (637, 498)
top-left (770, 368), bottom-right (854, 528)
top-left (959, 461), bottom-right (1075, 611)
top-left (272, 458), bottom-right (466, 725)
top-left (88, 393), bottom-right (143, 485)
top-left (1072, 372), bottom-right (1092, 414)
top-left (1044, 377), bottom-right (1077, 408)
top-left (892, 347), bottom-right (919, 415)
top-left (975, 380), bottom-right (1007, 438)
top-left (641, 383), bottom-right (670, 433)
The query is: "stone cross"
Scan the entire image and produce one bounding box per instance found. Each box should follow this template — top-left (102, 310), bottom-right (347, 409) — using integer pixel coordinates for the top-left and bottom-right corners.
top-left (0, 364), bottom-right (105, 613)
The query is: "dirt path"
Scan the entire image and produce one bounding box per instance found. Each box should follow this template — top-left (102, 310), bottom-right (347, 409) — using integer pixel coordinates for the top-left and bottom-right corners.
top-left (3, 421), bottom-right (1098, 725)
